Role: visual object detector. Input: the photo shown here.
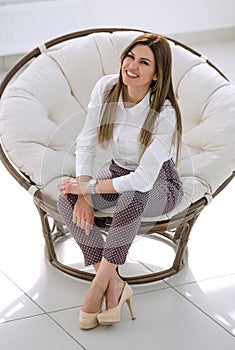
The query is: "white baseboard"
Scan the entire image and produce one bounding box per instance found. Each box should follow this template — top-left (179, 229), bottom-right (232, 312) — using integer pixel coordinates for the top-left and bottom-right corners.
top-left (170, 26), bottom-right (235, 45)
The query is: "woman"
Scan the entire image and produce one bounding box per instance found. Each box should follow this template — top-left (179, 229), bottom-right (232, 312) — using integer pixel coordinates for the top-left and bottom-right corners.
top-left (58, 33), bottom-right (183, 329)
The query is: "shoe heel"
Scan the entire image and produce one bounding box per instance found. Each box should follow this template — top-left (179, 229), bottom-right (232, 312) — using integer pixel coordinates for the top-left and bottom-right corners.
top-left (126, 297), bottom-right (136, 320)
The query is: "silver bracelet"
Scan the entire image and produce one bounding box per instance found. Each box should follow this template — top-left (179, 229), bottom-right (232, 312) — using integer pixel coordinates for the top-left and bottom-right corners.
top-left (87, 178), bottom-right (97, 194)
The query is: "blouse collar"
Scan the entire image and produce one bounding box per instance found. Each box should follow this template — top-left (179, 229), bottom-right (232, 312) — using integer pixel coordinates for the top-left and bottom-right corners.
top-left (118, 90), bottom-right (151, 111)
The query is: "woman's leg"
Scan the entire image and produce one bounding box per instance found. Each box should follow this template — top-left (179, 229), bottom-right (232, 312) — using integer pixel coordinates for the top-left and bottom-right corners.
top-left (96, 161), bottom-right (183, 311)
top-left (58, 194), bottom-right (124, 314)
top-left (57, 167), bottom-right (119, 267)
top-left (82, 257), bottom-right (124, 313)
top-left (92, 262), bottom-right (124, 310)
top-left (143, 159), bottom-right (183, 217)
top-left (100, 159), bottom-right (183, 267)
top-left (57, 194), bottom-right (105, 266)
top-left (58, 166), bottom-right (125, 314)
top-left (84, 190), bottom-right (149, 313)
top-left (102, 190), bottom-right (149, 265)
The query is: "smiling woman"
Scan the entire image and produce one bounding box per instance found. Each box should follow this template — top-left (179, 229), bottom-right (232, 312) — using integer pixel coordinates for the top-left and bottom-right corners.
top-left (57, 33), bottom-right (183, 329)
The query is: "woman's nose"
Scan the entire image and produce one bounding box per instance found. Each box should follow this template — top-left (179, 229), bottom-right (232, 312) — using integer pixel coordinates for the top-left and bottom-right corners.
top-left (129, 60), bottom-right (138, 70)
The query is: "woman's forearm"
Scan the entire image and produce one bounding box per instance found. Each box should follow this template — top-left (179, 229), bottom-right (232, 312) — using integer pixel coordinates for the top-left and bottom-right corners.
top-left (76, 176), bottom-right (117, 194)
top-left (59, 177), bottom-right (117, 197)
top-left (95, 179), bottom-right (117, 194)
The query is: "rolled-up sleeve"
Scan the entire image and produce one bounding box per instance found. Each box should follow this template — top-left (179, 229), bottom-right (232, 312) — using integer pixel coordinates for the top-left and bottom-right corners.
top-left (112, 106), bottom-right (176, 193)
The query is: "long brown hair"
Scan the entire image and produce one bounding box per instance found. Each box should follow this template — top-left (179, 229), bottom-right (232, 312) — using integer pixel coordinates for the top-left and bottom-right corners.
top-left (98, 33), bottom-right (182, 165)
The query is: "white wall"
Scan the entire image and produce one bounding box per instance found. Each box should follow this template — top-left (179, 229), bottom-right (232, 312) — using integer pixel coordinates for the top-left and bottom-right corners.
top-left (84, 0), bottom-right (235, 34)
top-left (0, 0), bottom-right (235, 56)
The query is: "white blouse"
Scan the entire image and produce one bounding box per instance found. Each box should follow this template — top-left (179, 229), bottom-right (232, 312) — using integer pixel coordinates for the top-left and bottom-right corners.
top-left (76, 74), bottom-right (177, 193)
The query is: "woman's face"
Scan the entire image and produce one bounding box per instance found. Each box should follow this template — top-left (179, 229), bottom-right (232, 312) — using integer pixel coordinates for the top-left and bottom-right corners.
top-left (121, 44), bottom-right (157, 91)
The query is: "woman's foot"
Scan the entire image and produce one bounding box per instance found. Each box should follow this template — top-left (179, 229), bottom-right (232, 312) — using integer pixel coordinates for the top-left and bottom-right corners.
top-left (97, 283), bottom-right (136, 325)
top-left (79, 282), bottom-right (105, 329)
top-left (105, 274), bottom-right (125, 310)
top-left (82, 283), bottom-right (104, 314)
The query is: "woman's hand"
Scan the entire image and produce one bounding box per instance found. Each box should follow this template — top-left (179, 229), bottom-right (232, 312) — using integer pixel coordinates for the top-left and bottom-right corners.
top-left (58, 177), bottom-right (94, 235)
top-left (58, 177), bottom-right (87, 197)
top-left (73, 196), bottom-right (94, 235)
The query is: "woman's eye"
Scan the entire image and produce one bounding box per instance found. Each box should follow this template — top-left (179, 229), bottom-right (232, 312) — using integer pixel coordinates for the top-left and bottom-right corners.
top-left (127, 53), bottom-right (134, 59)
top-left (141, 60), bottom-right (149, 65)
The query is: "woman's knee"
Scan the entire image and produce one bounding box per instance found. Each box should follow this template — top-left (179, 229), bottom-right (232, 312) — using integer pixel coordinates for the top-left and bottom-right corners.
top-left (117, 191), bottom-right (148, 211)
top-left (57, 194), bottom-right (67, 212)
top-left (57, 194), bottom-right (77, 220)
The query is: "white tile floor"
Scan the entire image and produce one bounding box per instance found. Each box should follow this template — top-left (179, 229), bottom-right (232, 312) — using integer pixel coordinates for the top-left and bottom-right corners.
top-left (1, 38), bottom-right (235, 350)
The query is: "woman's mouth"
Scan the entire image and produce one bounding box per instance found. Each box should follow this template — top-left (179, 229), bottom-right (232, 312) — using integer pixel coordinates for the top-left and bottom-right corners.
top-left (126, 70), bottom-right (139, 78)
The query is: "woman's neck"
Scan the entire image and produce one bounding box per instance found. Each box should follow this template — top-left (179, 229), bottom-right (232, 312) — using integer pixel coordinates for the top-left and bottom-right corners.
top-left (123, 86), bottom-right (149, 107)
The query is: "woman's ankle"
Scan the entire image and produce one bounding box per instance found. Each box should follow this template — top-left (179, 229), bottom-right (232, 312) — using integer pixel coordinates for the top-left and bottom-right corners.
top-left (105, 276), bottom-right (125, 309)
top-left (82, 286), bottom-right (104, 313)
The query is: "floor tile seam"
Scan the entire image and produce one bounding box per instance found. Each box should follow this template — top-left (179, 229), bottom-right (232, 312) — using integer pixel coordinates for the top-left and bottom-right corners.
top-left (48, 305), bottom-right (82, 315)
top-left (0, 271), bottom-right (49, 315)
top-left (0, 312), bottom-right (45, 326)
top-left (165, 283), bottom-right (235, 338)
top-left (1, 312), bottom-right (87, 350)
top-left (136, 258), bottom-right (161, 274)
top-left (164, 271), bottom-right (235, 288)
top-left (133, 284), bottom-right (171, 296)
top-left (47, 312), bottom-right (87, 350)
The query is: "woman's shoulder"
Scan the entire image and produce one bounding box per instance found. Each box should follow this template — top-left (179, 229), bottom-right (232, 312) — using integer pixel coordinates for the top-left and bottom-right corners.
top-left (90, 74), bottom-right (118, 105)
top-left (93, 74), bottom-right (118, 94)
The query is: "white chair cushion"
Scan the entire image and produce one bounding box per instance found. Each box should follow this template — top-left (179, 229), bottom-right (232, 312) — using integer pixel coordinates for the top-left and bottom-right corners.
top-left (1, 30), bottom-right (235, 222)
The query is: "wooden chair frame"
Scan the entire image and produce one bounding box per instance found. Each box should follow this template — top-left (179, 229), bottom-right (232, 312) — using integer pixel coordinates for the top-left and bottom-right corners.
top-left (1, 28), bottom-right (234, 284)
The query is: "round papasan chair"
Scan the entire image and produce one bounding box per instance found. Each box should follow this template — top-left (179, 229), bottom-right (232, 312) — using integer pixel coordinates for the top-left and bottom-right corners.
top-left (1, 28), bottom-right (235, 284)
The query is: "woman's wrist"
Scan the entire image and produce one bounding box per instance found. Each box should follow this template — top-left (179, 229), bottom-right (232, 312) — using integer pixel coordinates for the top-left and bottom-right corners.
top-left (75, 176), bottom-right (94, 195)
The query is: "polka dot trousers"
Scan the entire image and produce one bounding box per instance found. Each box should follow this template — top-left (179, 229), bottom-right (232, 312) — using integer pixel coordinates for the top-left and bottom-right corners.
top-left (57, 159), bottom-right (183, 266)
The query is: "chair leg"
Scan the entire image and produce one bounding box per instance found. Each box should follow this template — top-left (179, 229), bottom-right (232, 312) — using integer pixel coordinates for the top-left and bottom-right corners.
top-left (173, 223), bottom-right (190, 271)
top-left (36, 205), bottom-right (57, 263)
top-left (52, 220), bottom-right (68, 241)
top-left (35, 202), bottom-right (96, 281)
top-left (173, 213), bottom-right (200, 271)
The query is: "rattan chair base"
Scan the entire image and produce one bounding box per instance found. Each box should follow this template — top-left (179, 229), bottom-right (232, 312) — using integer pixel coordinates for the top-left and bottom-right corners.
top-left (34, 195), bottom-right (207, 284)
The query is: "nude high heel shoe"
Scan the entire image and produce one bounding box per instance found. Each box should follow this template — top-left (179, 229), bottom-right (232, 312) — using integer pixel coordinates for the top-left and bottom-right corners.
top-left (79, 292), bottom-right (104, 330)
top-left (97, 282), bottom-right (136, 325)
top-left (79, 308), bottom-right (101, 330)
